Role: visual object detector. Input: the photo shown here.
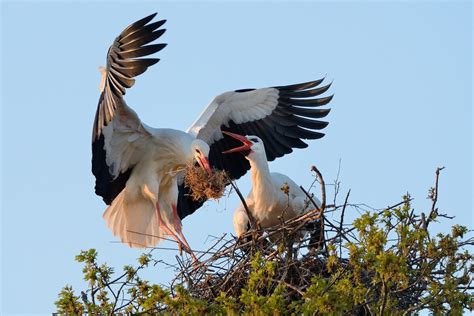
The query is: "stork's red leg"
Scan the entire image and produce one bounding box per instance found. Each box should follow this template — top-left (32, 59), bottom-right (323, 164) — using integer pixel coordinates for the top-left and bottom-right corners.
top-left (156, 203), bottom-right (186, 254)
top-left (172, 204), bottom-right (198, 262)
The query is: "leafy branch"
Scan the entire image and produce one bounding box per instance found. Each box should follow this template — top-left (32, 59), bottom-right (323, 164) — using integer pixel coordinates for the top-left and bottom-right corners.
top-left (56, 167), bottom-right (473, 314)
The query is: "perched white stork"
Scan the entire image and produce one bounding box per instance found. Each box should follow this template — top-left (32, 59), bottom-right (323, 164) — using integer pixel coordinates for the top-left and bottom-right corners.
top-left (221, 132), bottom-right (321, 237)
top-left (92, 13), bottom-right (332, 257)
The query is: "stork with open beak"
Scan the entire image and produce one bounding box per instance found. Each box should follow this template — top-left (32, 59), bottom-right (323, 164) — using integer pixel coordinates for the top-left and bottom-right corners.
top-left (222, 132), bottom-right (321, 238)
top-left (92, 13), bottom-right (332, 259)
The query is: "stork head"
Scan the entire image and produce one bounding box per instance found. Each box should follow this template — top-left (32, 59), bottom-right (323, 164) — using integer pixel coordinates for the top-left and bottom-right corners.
top-left (221, 131), bottom-right (265, 159)
top-left (190, 139), bottom-right (212, 176)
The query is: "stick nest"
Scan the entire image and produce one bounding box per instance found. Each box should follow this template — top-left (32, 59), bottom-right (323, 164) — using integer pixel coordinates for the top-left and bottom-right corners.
top-left (168, 167), bottom-right (468, 314)
top-left (171, 167), bottom-right (330, 306)
top-left (171, 209), bottom-right (328, 302)
top-left (184, 163), bottom-right (228, 201)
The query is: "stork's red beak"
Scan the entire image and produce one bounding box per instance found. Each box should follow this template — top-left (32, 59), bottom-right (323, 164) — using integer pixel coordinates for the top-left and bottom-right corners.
top-left (198, 156), bottom-right (213, 176)
top-left (222, 131), bottom-right (252, 154)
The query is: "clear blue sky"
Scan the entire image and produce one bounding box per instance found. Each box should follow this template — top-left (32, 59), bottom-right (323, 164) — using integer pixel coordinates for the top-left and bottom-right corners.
top-left (1, 1), bottom-right (472, 314)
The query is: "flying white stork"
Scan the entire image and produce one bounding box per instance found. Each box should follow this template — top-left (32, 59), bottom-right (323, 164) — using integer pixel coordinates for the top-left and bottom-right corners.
top-left (92, 13), bottom-right (332, 258)
top-left (221, 132), bottom-right (321, 238)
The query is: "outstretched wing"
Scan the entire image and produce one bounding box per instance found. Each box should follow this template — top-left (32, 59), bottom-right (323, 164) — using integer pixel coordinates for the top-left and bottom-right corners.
top-left (178, 78), bottom-right (332, 219)
top-left (92, 13), bottom-right (167, 205)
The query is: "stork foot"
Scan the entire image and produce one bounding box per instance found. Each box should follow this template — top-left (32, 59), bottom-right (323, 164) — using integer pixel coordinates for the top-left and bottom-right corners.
top-left (172, 204), bottom-right (199, 263)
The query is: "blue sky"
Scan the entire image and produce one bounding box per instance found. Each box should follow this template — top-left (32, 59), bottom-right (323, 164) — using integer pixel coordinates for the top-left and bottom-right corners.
top-left (1, 1), bottom-right (472, 314)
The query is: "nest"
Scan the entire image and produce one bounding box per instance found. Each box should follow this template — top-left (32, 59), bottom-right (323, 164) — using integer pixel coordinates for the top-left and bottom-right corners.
top-left (184, 163), bottom-right (228, 201)
top-left (171, 208), bottom-right (329, 301)
top-left (166, 167), bottom-right (461, 314)
top-left (171, 167), bottom-right (331, 305)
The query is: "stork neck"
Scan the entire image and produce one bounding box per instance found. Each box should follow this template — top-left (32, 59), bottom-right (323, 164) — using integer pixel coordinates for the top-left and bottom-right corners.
top-left (248, 152), bottom-right (276, 199)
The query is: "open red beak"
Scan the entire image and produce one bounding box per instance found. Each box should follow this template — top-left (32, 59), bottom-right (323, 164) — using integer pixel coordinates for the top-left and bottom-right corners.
top-left (198, 156), bottom-right (213, 176)
top-left (221, 131), bottom-right (252, 154)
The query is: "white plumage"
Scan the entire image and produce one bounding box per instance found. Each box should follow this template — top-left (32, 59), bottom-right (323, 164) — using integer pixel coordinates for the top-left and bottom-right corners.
top-left (92, 13), bottom-right (332, 259)
top-left (221, 132), bottom-right (320, 237)
top-left (101, 124), bottom-right (210, 250)
top-left (187, 88), bottom-right (279, 143)
top-left (92, 14), bottom-right (214, 260)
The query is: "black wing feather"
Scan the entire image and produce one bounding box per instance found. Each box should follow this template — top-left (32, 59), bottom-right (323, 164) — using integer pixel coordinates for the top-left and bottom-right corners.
top-left (177, 78), bottom-right (333, 219)
top-left (92, 13), bottom-right (166, 140)
top-left (92, 13), bottom-right (166, 205)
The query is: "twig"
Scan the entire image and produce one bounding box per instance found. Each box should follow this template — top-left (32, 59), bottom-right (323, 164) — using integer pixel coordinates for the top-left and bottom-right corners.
top-left (425, 167), bottom-right (445, 229)
top-left (311, 165), bottom-right (326, 211)
top-left (230, 180), bottom-right (259, 230)
top-left (339, 189), bottom-right (351, 257)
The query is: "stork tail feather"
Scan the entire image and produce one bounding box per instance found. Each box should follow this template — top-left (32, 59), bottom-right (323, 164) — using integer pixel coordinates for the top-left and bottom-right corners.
top-left (103, 189), bottom-right (164, 248)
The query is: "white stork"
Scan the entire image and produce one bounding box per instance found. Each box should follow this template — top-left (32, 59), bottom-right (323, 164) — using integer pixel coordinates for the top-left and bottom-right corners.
top-left (92, 13), bottom-right (332, 258)
top-left (221, 132), bottom-right (321, 237)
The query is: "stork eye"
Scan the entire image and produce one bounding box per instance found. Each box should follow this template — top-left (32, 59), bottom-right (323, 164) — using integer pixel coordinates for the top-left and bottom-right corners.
top-left (195, 149), bottom-right (201, 154)
top-left (250, 138), bottom-right (258, 142)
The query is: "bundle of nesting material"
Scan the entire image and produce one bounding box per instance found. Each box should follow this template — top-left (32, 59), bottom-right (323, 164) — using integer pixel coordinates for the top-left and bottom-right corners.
top-left (184, 163), bottom-right (228, 201)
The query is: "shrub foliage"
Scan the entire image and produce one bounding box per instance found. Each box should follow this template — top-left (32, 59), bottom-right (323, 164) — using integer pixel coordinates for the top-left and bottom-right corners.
top-left (56, 168), bottom-right (473, 314)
